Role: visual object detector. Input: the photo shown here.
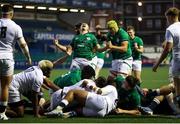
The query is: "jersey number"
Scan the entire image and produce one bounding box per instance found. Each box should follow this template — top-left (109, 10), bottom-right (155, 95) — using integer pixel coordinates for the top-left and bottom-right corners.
top-left (0, 27), bottom-right (7, 38)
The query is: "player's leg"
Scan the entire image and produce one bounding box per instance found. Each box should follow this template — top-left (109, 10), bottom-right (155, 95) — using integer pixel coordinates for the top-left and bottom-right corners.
top-left (133, 71), bottom-right (141, 84)
top-left (47, 89), bottom-right (63, 112)
top-left (132, 60), bottom-right (142, 84)
top-left (70, 59), bottom-right (81, 71)
top-left (95, 58), bottom-right (104, 79)
top-left (174, 77), bottom-right (180, 106)
top-left (7, 101), bottom-right (25, 117)
top-left (62, 90), bottom-right (87, 107)
top-left (0, 59), bottom-right (14, 120)
top-left (109, 60), bottom-right (126, 80)
top-left (146, 83), bottom-right (174, 97)
top-left (89, 56), bottom-right (98, 71)
top-left (45, 90), bottom-right (88, 116)
top-left (166, 93), bottom-right (180, 114)
top-left (139, 95), bottom-right (164, 115)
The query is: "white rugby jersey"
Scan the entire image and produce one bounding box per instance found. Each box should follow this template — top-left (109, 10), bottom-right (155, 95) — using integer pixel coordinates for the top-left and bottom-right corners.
top-left (166, 22), bottom-right (180, 60)
top-left (11, 66), bottom-right (44, 95)
top-left (101, 85), bottom-right (118, 113)
top-left (0, 18), bottom-right (23, 60)
top-left (63, 79), bottom-right (96, 95)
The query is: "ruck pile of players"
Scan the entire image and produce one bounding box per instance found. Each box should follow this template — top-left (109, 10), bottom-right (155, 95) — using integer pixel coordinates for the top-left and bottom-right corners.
top-left (0, 4), bottom-right (180, 120)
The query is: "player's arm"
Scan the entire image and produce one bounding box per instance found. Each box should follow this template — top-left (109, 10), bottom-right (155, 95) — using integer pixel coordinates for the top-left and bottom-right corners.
top-left (43, 77), bottom-right (60, 92)
top-left (53, 54), bottom-right (69, 67)
top-left (153, 30), bottom-right (173, 72)
top-left (32, 90), bottom-right (41, 117)
top-left (53, 39), bottom-right (72, 55)
top-left (134, 38), bottom-right (144, 53)
top-left (95, 43), bottom-right (108, 52)
top-left (134, 45), bottom-right (143, 53)
top-left (41, 84), bottom-right (49, 90)
top-left (17, 37), bottom-right (32, 65)
top-left (81, 81), bottom-right (112, 95)
top-left (107, 41), bottom-right (128, 52)
top-left (115, 108), bottom-right (141, 115)
top-left (81, 80), bottom-right (102, 94)
top-left (153, 42), bottom-right (172, 72)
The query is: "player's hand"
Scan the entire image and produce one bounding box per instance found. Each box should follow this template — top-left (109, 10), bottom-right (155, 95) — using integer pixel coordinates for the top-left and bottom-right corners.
top-left (106, 41), bottom-right (112, 49)
top-left (152, 63), bottom-right (159, 72)
top-left (66, 46), bottom-right (72, 56)
top-left (81, 80), bottom-right (88, 88)
top-left (53, 39), bottom-right (59, 45)
top-left (134, 43), bottom-right (138, 49)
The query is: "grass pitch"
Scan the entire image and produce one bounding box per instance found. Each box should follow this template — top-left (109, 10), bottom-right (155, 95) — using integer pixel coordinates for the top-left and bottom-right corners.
top-left (2, 66), bottom-right (180, 123)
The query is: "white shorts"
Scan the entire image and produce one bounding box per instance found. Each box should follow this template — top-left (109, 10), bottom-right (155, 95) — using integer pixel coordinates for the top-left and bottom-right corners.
top-left (171, 59), bottom-right (180, 78)
top-left (49, 89), bottom-right (63, 111)
top-left (70, 56), bottom-right (97, 71)
top-left (110, 57), bottom-right (133, 76)
top-left (132, 60), bottom-right (142, 72)
top-left (96, 58), bottom-right (104, 69)
top-left (83, 92), bottom-right (107, 117)
top-left (0, 59), bottom-right (14, 76)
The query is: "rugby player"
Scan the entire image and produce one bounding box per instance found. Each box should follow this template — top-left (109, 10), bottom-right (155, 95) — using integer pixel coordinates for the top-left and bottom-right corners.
top-left (127, 26), bottom-right (144, 84)
top-left (0, 5), bottom-right (31, 120)
top-left (53, 23), bottom-right (107, 71)
top-left (53, 65), bottom-right (95, 88)
top-left (113, 75), bottom-right (141, 115)
top-left (139, 84), bottom-right (179, 115)
top-left (106, 20), bottom-right (132, 79)
top-left (152, 7), bottom-right (180, 107)
top-left (45, 77), bottom-right (118, 117)
top-left (6, 60), bottom-right (58, 118)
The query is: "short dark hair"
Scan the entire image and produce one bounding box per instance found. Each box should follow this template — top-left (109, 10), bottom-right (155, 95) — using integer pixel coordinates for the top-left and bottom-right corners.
top-left (165, 7), bottom-right (180, 17)
top-left (125, 76), bottom-right (139, 88)
top-left (127, 25), bottom-right (135, 31)
top-left (81, 65), bottom-right (95, 79)
top-left (2, 4), bottom-right (14, 13)
top-left (75, 23), bottom-right (82, 29)
top-left (95, 76), bottom-right (107, 88)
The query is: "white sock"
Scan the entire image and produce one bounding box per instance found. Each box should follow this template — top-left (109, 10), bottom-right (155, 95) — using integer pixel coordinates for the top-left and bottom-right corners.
top-left (61, 99), bottom-right (69, 106)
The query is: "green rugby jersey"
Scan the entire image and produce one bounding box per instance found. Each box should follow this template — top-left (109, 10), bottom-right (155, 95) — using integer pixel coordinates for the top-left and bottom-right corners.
top-left (115, 75), bottom-right (141, 110)
top-left (107, 28), bottom-right (132, 60)
top-left (71, 33), bottom-right (97, 60)
top-left (53, 69), bottom-right (81, 88)
top-left (130, 36), bottom-right (143, 60)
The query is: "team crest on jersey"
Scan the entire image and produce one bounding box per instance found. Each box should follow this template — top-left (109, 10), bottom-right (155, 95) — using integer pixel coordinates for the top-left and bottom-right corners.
top-left (86, 37), bottom-right (91, 40)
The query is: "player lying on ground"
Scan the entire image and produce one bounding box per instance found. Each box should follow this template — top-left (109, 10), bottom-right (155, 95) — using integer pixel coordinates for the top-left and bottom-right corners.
top-left (44, 77), bottom-right (107, 114)
top-left (112, 75), bottom-right (141, 115)
top-left (45, 77), bottom-right (118, 117)
top-left (42, 67), bottom-right (96, 112)
top-left (6, 60), bottom-right (59, 118)
top-left (53, 65), bottom-right (95, 88)
top-left (53, 23), bottom-right (108, 71)
top-left (139, 83), bottom-right (180, 115)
